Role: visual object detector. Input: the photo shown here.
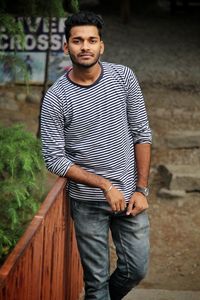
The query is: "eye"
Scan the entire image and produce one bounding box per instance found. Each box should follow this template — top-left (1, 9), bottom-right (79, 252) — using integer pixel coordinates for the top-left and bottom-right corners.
top-left (90, 39), bottom-right (97, 44)
top-left (73, 39), bottom-right (81, 44)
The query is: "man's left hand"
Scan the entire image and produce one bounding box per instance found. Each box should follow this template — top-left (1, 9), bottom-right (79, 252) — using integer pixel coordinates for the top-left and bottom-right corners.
top-left (126, 192), bottom-right (149, 216)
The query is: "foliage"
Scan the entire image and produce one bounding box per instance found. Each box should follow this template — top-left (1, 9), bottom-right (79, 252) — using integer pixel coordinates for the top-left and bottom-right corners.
top-left (0, 13), bottom-right (25, 48)
top-left (0, 0), bottom-right (64, 17)
top-left (0, 124), bottom-right (46, 265)
top-left (69, 0), bottom-right (79, 13)
top-left (0, 12), bottom-right (27, 79)
top-left (0, 52), bottom-right (30, 84)
top-left (0, 0), bottom-right (79, 85)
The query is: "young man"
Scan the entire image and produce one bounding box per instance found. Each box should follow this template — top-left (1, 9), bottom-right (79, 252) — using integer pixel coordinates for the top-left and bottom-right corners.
top-left (41, 11), bottom-right (152, 300)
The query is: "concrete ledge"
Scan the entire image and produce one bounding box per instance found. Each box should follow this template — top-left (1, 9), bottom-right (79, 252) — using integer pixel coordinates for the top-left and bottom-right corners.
top-left (124, 288), bottom-right (200, 300)
top-left (166, 131), bottom-right (200, 149)
top-left (153, 130), bottom-right (200, 149)
top-left (158, 164), bottom-right (200, 192)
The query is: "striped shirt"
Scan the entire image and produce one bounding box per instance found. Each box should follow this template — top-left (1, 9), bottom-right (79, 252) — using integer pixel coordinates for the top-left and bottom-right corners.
top-left (41, 62), bottom-right (152, 202)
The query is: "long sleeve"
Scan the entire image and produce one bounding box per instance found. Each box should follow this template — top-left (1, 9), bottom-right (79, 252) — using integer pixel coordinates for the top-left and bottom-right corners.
top-left (40, 88), bottom-right (73, 177)
top-left (126, 69), bottom-right (152, 144)
top-left (40, 62), bottom-right (151, 202)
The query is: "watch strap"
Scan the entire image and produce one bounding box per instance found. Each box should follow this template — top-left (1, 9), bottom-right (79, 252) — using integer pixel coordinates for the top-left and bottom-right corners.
top-left (135, 186), bottom-right (149, 197)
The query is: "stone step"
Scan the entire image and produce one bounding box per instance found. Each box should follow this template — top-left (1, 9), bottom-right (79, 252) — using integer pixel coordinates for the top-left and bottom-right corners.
top-left (124, 288), bottom-right (200, 300)
top-left (153, 130), bottom-right (200, 149)
top-left (158, 164), bottom-right (200, 192)
top-left (157, 188), bottom-right (186, 199)
top-left (149, 108), bottom-right (200, 120)
top-left (165, 131), bottom-right (200, 149)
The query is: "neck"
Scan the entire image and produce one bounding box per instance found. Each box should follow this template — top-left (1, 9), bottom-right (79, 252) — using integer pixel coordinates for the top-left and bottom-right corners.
top-left (69, 62), bottom-right (101, 86)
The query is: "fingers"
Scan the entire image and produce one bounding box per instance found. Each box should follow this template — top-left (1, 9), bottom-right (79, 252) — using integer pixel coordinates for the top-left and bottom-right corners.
top-left (106, 188), bottom-right (149, 215)
top-left (120, 200), bottom-right (126, 211)
top-left (126, 193), bottom-right (149, 216)
top-left (130, 206), bottom-right (143, 216)
top-left (105, 186), bottom-right (126, 212)
top-left (127, 201), bottom-right (143, 216)
top-left (115, 201), bottom-right (121, 212)
top-left (111, 202), bottom-right (118, 212)
top-left (126, 200), bottom-right (134, 215)
top-left (111, 198), bottom-right (126, 212)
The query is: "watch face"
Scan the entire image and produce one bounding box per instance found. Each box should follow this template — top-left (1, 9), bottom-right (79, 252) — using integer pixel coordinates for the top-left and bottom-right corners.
top-left (136, 186), bottom-right (149, 196)
top-left (144, 188), bottom-right (149, 196)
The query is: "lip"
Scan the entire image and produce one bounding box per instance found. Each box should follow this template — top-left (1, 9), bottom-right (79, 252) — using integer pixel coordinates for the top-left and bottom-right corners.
top-left (78, 53), bottom-right (93, 58)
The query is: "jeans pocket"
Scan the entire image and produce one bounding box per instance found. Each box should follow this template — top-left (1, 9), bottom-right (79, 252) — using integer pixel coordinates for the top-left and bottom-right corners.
top-left (71, 199), bottom-right (102, 221)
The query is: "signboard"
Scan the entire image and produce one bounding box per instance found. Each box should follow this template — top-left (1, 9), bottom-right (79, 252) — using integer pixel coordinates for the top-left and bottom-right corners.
top-left (0, 17), bottom-right (71, 84)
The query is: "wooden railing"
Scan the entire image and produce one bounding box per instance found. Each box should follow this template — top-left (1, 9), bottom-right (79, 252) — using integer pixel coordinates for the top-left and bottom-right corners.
top-left (0, 177), bottom-right (83, 300)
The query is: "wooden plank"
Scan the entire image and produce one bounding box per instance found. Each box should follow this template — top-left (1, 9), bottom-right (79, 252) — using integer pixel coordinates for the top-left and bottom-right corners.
top-left (0, 217), bottom-right (43, 278)
top-left (36, 177), bottom-right (66, 218)
top-left (0, 218), bottom-right (44, 300)
top-left (0, 177), bottom-right (83, 300)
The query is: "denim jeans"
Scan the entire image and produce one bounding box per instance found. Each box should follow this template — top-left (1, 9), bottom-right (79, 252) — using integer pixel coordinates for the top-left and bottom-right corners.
top-left (70, 198), bottom-right (150, 300)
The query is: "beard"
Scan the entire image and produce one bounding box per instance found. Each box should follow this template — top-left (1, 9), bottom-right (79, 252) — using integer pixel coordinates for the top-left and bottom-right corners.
top-left (68, 50), bottom-right (101, 69)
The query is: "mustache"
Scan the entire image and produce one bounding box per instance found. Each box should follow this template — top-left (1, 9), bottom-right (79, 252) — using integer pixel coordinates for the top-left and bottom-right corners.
top-left (78, 52), bottom-right (94, 56)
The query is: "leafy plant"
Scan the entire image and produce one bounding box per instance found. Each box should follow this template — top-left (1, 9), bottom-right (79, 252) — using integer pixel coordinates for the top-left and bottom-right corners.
top-left (0, 0), bottom-right (79, 86)
top-left (0, 124), bottom-right (46, 265)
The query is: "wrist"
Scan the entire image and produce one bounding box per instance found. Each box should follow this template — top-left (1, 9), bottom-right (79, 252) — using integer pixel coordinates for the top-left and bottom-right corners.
top-left (103, 184), bottom-right (113, 194)
top-left (100, 179), bottom-right (112, 194)
top-left (136, 175), bottom-right (149, 188)
top-left (135, 186), bottom-right (149, 197)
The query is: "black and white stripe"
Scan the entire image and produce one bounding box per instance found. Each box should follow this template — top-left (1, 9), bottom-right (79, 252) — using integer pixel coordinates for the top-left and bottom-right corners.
top-left (41, 62), bottom-right (152, 202)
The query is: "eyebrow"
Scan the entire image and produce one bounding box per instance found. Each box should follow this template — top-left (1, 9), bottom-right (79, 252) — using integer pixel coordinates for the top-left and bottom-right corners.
top-left (71, 36), bottom-right (99, 40)
top-left (71, 35), bottom-right (99, 39)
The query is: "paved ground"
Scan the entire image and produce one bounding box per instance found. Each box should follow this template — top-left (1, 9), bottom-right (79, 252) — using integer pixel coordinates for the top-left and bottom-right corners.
top-left (124, 288), bottom-right (200, 300)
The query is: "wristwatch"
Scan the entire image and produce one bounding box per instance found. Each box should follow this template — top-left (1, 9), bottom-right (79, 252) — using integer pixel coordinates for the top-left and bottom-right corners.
top-left (136, 186), bottom-right (149, 197)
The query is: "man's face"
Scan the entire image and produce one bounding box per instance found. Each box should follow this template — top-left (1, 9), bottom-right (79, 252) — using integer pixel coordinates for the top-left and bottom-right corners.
top-left (64, 25), bottom-right (104, 68)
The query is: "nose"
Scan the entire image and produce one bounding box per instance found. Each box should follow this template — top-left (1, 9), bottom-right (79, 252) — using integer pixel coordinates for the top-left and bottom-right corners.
top-left (81, 40), bottom-right (90, 51)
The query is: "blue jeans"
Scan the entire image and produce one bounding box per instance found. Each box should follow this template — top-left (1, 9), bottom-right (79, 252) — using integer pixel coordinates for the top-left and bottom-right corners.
top-left (70, 198), bottom-right (150, 300)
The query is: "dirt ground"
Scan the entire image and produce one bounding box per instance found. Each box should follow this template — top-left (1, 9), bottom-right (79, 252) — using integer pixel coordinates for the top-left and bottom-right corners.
top-left (102, 9), bottom-right (200, 291)
top-left (1, 6), bottom-right (200, 292)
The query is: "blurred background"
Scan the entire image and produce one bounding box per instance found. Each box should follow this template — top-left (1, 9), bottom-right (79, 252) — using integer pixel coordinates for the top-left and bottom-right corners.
top-left (0, 0), bottom-right (200, 292)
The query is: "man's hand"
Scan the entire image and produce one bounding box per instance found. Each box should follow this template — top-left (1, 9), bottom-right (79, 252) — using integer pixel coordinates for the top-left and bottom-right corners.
top-left (126, 192), bottom-right (149, 216)
top-left (66, 164), bottom-right (126, 212)
top-left (104, 186), bottom-right (126, 212)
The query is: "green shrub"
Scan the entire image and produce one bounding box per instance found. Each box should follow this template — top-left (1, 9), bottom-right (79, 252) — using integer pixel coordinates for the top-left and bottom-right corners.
top-left (0, 124), bottom-right (46, 265)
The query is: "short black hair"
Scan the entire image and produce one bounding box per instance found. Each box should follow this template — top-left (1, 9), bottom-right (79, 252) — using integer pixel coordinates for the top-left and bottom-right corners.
top-left (64, 11), bottom-right (104, 42)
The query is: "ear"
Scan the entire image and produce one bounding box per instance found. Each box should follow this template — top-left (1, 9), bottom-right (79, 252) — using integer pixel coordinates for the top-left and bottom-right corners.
top-left (63, 42), bottom-right (68, 55)
top-left (100, 41), bottom-right (105, 55)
